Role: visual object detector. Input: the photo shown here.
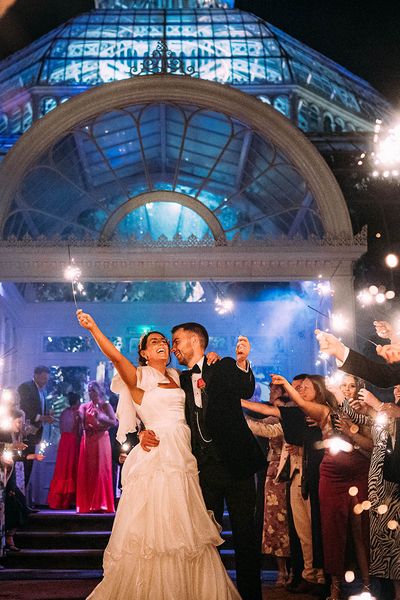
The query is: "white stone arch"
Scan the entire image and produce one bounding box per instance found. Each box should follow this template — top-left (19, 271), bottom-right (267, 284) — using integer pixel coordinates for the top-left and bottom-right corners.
top-left (0, 74), bottom-right (352, 237)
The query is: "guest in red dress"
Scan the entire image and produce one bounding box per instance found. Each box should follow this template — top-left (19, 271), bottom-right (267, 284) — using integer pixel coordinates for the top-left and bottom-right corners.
top-left (48, 392), bottom-right (81, 509)
top-left (76, 381), bottom-right (117, 513)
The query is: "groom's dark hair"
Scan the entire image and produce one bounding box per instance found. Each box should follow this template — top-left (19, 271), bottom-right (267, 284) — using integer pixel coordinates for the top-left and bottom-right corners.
top-left (171, 322), bottom-right (209, 350)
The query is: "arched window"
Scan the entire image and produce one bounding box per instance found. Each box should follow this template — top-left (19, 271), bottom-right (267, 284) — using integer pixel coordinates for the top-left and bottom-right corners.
top-left (273, 95), bottom-right (290, 118)
top-left (9, 107), bottom-right (22, 134)
top-left (309, 105), bottom-right (320, 131)
top-left (22, 102), bottom-right (33, 132)
top-left (323, 113), bottom-right (334, 133)
top-left (297, 99), bottom-right (309, 132)
top-left (0, 112), bottom-right (8, 134)
top-left (39, 97), bottom-right (58, 117)
top-left (334, 117), bottom-right (345, 133)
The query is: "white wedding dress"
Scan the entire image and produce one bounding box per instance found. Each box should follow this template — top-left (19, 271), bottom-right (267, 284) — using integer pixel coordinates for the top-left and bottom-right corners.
top-left (87, 366), bottom-right (241, 600)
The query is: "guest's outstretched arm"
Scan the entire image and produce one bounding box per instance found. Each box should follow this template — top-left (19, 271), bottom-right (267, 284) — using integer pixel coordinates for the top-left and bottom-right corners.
top-left (77, 309), bottom-right (137, 392)
top-left (271, 374), bottom-right (329, 425)
top-left (246, 417), bottom-right (283, 438)
top-left (241, 399), bottom-right (280, 418)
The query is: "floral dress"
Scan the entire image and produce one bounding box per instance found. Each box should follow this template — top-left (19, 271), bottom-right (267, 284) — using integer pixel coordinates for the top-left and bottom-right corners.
top-left (247, 416), bottom-right (290, 557)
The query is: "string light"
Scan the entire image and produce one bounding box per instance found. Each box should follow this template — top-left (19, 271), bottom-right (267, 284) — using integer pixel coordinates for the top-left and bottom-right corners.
top-left (385, 253), bottom-right (399, 268)
top-left (345, 571), bottom-right (355, 583)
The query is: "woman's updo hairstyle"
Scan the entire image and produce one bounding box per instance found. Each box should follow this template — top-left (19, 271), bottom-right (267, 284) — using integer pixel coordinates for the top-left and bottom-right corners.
top-left (138, 331), bottom-right (170, 366)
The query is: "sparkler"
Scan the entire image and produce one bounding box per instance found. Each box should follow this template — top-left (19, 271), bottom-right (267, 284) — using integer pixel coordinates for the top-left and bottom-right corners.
top-left (64, 246), bottom-right (86, 310)
top-left (314, 436), bottom-right (353, 455)
top-left (121, 443), bottom-right (131, 453)
top-left (2, 449), bottom-right (13, 463)
top-left (38, 440), bottom-right (50, 456)
top-left (215, 296), bottom-right (234, 315)
top-left (308, 306), bottom-right (378, 347)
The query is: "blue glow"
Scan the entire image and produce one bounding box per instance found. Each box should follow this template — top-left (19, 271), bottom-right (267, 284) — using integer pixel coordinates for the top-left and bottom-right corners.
top-left (115, 201), bottom-right (212, 240)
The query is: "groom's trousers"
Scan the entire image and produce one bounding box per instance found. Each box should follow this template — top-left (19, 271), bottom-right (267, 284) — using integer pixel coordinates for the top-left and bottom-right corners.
top-left (199, 460), bottom-right (262, 600)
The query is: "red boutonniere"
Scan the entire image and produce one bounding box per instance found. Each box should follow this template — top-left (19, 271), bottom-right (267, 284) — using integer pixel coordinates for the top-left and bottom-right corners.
top-left (197, 378), bottom-right (206, 391)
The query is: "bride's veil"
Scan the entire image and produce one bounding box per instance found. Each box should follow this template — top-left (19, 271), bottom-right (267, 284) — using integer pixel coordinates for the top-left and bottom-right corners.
top-left (111, 372), bottom-right (140, 444)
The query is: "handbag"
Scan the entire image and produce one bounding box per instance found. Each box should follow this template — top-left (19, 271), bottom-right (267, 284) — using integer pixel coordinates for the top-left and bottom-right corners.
top-left (383, 419), bottom-right (400, 484)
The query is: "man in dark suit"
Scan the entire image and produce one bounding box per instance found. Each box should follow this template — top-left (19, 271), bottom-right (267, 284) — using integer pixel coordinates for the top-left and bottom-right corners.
top-left (18, 366), bottom-right (54, 484)
top-left (315, 329), bottom-right (400, 387)
top-left (141, 323), bottom-right (264, 600)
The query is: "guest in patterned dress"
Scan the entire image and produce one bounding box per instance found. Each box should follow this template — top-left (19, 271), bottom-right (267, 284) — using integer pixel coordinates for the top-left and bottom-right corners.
top-left (356, 387), bottom-right (400, 600)
top-left (243, 384), bottom-right (290, 586)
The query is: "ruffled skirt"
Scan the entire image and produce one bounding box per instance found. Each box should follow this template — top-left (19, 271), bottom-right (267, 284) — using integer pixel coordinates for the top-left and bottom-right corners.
top-left (87, 422), bottom-right (241, 599)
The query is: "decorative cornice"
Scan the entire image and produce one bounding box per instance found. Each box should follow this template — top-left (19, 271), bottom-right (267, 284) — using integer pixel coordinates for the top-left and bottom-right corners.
top-left (0, 225), bottom-right (367, 249)
top-left (0, 229), bottom-right (366, 282)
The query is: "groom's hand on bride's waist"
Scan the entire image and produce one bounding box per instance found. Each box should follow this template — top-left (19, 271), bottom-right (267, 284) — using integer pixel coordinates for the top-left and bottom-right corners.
top-left (139, 430), bottom-right (160, 452)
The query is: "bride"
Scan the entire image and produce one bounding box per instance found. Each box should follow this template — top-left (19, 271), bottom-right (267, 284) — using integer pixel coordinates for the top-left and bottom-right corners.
top-left (76, 309), bottom-right (241, 600)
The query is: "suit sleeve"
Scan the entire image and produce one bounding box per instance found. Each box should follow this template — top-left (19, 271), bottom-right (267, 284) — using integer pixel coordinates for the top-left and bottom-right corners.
top-left (341, 348), bottom-right (400, 388)
top-left (213, 357), bottom-right (255, 400)
top-left (18, 383), bottom-right (34, 420)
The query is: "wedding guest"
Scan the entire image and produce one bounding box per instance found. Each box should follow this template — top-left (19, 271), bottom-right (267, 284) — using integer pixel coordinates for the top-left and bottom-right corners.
top-left (271, 373), bottom-right (372, 600)
top-left (76, 381), bottom-right (117, 513)
top-left (5, 409), bottom-right (44, 551)
top-left (243, 375), bottom-right (325, 592)
top-left (0, 438), bottom-right (14, 561)
top-left (351, 387), bottom-right (400, 600)
top-left (244, 383), bottom-right (290, 586)
top-left (48, 392), bottom-right (81, 509)
top-left (18, 366), bottom-right (54, 485)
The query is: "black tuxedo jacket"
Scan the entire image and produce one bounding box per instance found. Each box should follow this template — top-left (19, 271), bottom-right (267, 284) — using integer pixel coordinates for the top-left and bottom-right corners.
top-left (18, 380), bottom-right (43, 445)
top-left (180, 357), bottom-right (265, 480)
top-left (342, 348), bottom-right (400, 388)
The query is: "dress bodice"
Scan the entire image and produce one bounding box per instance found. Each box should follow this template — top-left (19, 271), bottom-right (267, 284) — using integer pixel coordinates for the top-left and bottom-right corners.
top-left (136, 384), bottom-right (186, 431)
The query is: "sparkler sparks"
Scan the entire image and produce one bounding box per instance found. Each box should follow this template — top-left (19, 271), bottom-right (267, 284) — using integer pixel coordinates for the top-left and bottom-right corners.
top-left (215, 296), bottom-right (234, 315)
top-left (64, 246), bottom-right (86, 309)
top-left (38, 440), bottom-right (50, 456)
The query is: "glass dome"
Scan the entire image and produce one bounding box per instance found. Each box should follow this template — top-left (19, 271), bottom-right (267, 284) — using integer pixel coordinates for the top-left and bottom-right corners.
top-left (0, 8), bottom-right (391, 142)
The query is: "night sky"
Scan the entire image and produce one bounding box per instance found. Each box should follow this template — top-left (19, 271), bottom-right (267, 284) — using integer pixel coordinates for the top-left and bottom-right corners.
top-left (0, 0), bottom-right (399, 107)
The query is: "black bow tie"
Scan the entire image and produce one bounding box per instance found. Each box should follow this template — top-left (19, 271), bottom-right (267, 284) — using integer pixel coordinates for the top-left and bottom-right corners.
top-left (188, 364), bottom-right (201, 376)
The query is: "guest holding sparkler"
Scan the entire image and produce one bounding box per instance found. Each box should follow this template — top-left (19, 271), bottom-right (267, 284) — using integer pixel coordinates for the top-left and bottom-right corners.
top-left (48, 392), bottom-right (81, 509)
top-left (5, 408), bottom-right (44, 552)
top-left (356, 386), bottom-right (400, 600)
top-left (76, 381), bottom-right (117, 513)
top-left (243, 383), bottom-right (290, 586)
top-left (270, 373), bottom-right (372, 600)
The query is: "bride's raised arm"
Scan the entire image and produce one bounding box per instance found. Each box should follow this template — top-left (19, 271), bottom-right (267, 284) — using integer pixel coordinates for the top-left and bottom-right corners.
top-left (77, 309), bottom-right (137, 393)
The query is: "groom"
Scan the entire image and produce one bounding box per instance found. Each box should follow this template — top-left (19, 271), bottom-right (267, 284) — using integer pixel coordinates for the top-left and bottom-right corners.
top-left (140, 322), bottom-right (264, 600)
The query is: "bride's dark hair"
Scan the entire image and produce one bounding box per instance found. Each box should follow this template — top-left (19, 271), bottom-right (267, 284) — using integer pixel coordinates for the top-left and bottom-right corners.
top-left (138, 331), bottom-right (171, 366)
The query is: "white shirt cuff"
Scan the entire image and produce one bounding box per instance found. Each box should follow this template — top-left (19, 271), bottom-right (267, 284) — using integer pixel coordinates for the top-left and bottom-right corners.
top-left (336, 346), bottom-right (350, 367)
